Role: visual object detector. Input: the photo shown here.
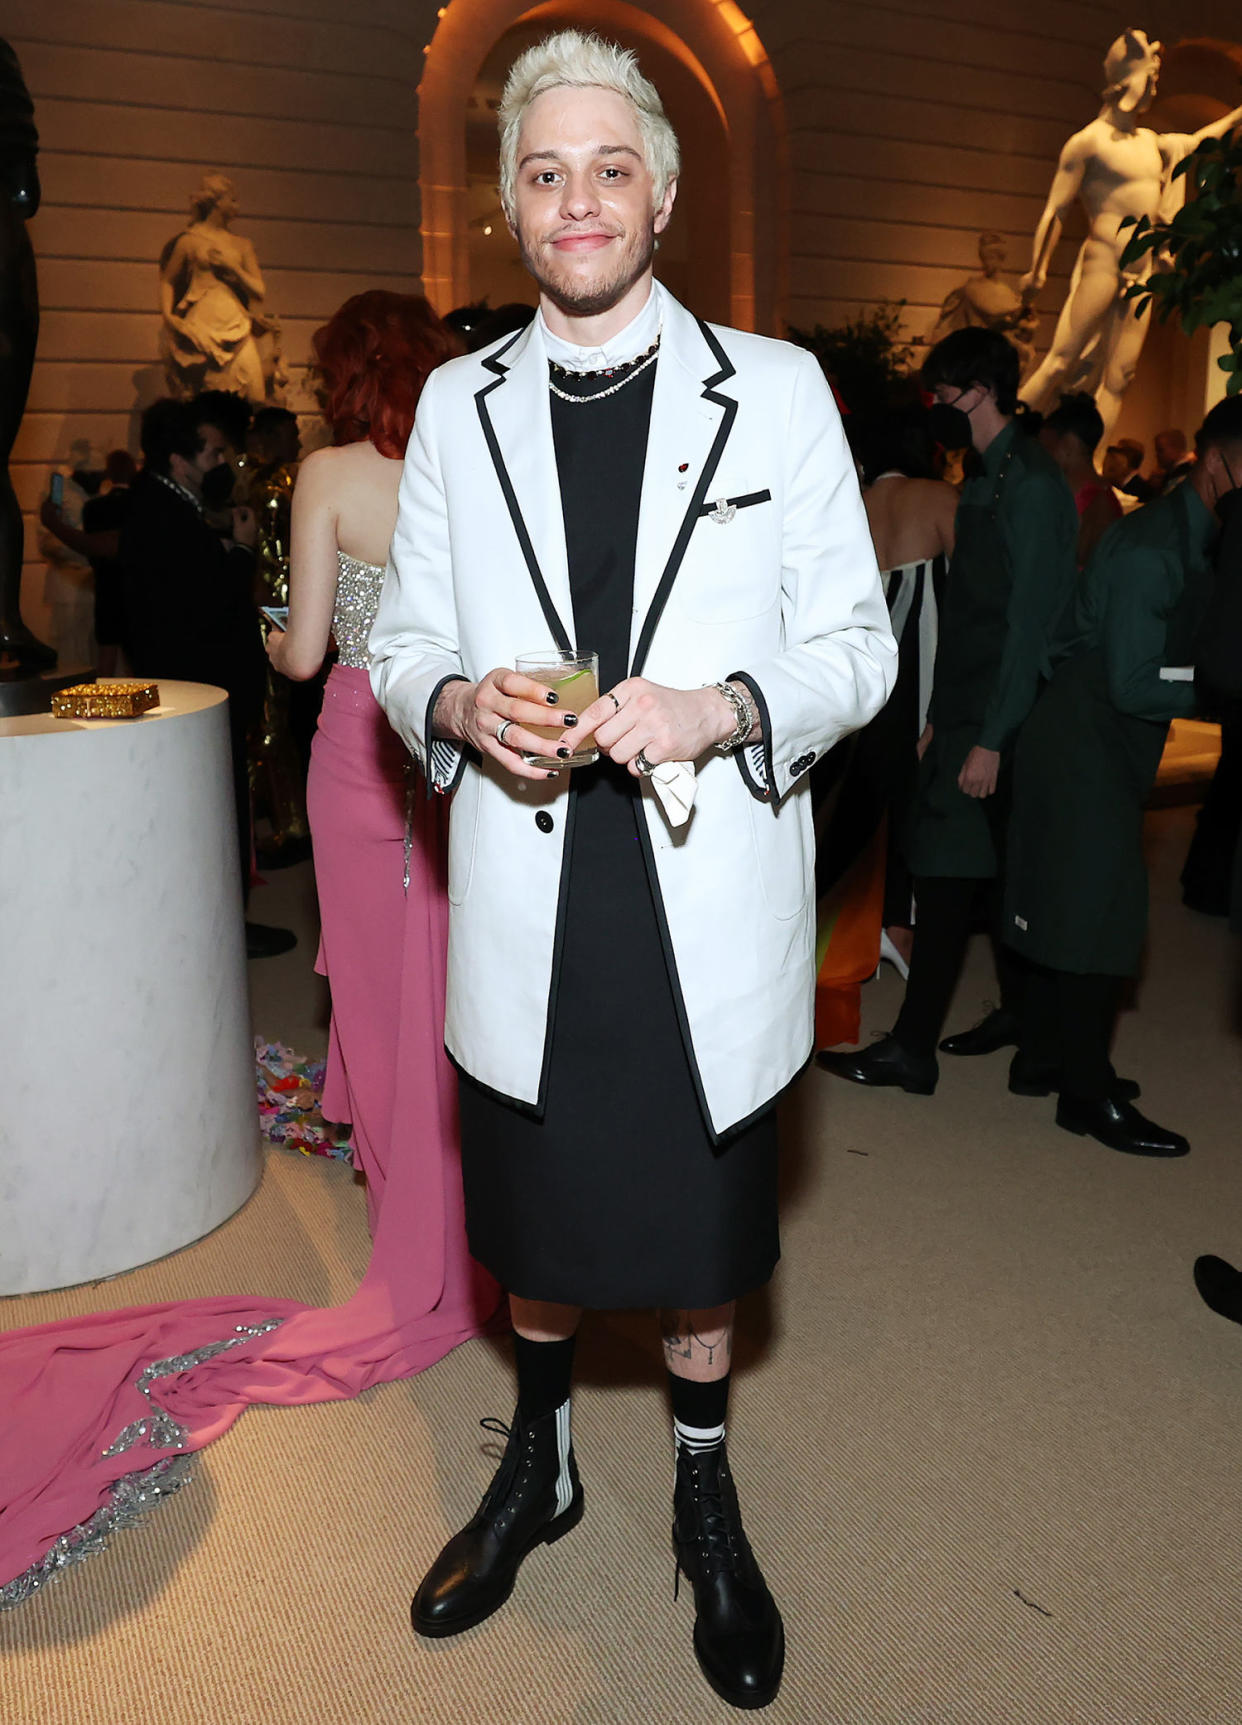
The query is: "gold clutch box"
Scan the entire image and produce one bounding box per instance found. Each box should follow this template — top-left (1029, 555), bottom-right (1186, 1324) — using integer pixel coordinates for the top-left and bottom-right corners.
top-left (51, 681), bottom-right (160, 719)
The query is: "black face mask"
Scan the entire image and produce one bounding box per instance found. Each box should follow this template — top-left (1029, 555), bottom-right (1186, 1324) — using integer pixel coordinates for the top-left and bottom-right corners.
top-left (200, 463), bottom-right (235, 510)
top-left (927, 402), bottom-right (972, 450)
top-left (1218, 483), bottom-right (1242, 530)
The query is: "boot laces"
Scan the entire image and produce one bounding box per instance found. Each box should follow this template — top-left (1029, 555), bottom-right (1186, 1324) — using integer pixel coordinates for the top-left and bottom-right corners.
top-left (477, 1415), bottom-right (522, 1514)
top-left (683, 1452), bottom-right (744, 1579)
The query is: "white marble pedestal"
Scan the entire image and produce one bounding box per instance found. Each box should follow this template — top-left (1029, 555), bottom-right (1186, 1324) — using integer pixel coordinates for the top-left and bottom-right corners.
top-left (0, 682), bottom-right (261, 1294)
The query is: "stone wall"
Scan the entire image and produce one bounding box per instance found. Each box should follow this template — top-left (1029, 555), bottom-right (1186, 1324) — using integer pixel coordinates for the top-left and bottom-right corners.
top-left (7, 0), bottom-right (1240, 641)
top-left (6, 0), bottom-right (424, 639)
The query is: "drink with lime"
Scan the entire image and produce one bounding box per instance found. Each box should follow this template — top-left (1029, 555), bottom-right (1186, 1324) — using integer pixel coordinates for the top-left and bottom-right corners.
top-left (515, 650), bottom-right (599, 768)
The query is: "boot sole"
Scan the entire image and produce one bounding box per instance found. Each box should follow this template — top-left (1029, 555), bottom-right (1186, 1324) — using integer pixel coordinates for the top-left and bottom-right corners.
top-left (692, 1618), bottom-right (785, 1710)
top-left (410, 1490), bottom-right (585, 1639)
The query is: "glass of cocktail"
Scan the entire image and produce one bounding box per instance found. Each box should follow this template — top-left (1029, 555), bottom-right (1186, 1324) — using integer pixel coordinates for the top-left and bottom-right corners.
top-left (515, 650), bottom-right (600, 768)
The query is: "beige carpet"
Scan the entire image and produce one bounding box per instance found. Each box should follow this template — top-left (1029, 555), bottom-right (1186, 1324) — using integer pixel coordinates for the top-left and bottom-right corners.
top-left (2, 806), bottom-right (1240, 1725)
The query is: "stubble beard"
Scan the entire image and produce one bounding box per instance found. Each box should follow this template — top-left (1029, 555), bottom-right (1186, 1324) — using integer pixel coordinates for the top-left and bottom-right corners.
top-left (519, 219), bottom-right (656, 320)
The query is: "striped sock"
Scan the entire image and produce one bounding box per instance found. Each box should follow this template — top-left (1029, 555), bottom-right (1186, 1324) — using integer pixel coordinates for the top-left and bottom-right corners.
top-left (669, 1370), bottom-right (730, 1458)
top-left (673, 1414), bottom-right (726, 1455)
top-left (550, 1397), bottom-right (574, 1516)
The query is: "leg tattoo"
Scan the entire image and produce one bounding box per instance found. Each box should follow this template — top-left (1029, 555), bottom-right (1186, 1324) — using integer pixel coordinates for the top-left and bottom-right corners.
top-left (659, 1305), bottom-right (734, 1378)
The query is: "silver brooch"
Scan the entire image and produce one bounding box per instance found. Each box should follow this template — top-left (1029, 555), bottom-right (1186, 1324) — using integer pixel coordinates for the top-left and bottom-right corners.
top-left (708, 498), bottom-right (736, 525)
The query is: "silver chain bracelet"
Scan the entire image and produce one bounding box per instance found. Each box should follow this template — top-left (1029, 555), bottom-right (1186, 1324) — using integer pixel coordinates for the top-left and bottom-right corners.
top-left (705, 680), bottom-right (755, 753)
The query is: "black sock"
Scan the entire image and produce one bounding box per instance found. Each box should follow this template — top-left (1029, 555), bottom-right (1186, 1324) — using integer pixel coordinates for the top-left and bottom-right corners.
top-left (668, 1371), bottom-right (730, 1454)
top-left (514, 1334), bottom-right (576, 1421)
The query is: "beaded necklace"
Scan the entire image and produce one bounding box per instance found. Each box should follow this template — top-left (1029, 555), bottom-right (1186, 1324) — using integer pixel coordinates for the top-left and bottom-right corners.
top-left (547, 333), bottom-right (661, 404)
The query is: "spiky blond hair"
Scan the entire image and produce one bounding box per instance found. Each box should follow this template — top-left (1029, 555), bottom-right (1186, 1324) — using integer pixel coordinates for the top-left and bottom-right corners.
top-left (497, 29), bottom-right (680, 223)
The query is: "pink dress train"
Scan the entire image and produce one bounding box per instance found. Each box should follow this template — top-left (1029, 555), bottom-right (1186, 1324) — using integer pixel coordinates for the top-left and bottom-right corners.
top-left (0, 664), bottom-right (501, 1606)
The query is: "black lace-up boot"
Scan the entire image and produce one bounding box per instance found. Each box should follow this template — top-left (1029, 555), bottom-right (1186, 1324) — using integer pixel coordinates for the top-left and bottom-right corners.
top-left (411, 1403), bottom-right (583, 1638)
top-left (673, 1442), bottom-right (784, 1709)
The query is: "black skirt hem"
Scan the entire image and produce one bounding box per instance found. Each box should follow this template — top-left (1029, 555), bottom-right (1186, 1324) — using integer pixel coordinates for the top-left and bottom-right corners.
top-left (480, 1252), bottom-right (782, 1314)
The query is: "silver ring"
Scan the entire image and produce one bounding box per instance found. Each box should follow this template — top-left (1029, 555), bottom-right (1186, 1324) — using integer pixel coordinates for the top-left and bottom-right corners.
top-left (607, 691), bottom-right (621, 713)
top-left (635, 748), bottom-right (656, 777)
top-left (496, 717), bottom-right (514, 747)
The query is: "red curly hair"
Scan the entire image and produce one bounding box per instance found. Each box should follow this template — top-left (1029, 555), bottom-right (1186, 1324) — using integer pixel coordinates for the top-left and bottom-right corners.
top-left (311, 290), bottom-right (462, 459)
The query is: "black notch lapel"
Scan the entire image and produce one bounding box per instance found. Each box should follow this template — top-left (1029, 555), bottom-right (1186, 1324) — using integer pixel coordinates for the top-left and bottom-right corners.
top-left (475, 333), bottom-right (573, 654)
top-left (628, 320), bottom-right (738, 678)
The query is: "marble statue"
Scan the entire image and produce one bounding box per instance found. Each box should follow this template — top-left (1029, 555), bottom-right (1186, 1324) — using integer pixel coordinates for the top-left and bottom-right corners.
top-left (158, 174), bottom-right (286, 405)
top-left (925, 233), bottom-right (1041, 376)
top-left (0, 39), bottom-right (54, 671)
top-left (1020, 30), bottom-right (1242, 440)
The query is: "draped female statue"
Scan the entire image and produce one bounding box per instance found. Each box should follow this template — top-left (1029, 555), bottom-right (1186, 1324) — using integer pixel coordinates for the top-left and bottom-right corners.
top-left (159, 174), bottom-right (279, 403)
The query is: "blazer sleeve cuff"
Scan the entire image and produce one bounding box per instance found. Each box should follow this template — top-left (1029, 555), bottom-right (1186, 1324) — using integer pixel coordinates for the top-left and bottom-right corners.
top-left (424, 673), bottom-right (470, 797)
top-left (728, 671), bottom-right (775, 804)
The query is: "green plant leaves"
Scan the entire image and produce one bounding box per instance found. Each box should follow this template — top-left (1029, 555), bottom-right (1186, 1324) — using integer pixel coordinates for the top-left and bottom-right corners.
top-left (1112, 128), bottom-right (1242, 386)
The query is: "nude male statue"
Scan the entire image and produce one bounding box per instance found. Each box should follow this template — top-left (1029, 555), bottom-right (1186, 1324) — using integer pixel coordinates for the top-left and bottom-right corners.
top-left (1020, 30), bottom-right (1242, 441)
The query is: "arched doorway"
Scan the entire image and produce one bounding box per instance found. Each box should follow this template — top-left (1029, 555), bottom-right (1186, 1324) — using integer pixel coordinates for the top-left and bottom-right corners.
top-left (417, 0), bottom-right (786, 332)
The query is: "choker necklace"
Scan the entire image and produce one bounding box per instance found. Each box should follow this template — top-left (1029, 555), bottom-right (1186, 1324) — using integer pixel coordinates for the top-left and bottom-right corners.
top-left (547, 330), bottom-right (662, 404)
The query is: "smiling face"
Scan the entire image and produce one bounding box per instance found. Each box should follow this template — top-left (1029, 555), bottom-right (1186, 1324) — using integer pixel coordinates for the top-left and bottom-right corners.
top-left (508, 84), bottom-right (676, 332)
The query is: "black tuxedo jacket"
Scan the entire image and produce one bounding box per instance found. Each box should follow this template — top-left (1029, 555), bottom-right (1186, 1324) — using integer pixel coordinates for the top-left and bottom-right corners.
top-left (120, 470), bottom-right (265, 728)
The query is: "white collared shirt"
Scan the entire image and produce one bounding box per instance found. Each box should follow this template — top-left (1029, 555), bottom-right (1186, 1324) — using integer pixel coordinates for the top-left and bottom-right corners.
top-left (538, 280), bottom-right (663, 372)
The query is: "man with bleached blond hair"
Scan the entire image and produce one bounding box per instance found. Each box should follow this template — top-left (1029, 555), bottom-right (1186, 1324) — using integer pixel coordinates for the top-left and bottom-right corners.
top-left (370, 29), bottom-right (895, 1708)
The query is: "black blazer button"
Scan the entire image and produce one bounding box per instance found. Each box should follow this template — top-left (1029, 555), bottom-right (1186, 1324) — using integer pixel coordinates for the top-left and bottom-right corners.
top-left (535, 810), bottom-right (554, 833)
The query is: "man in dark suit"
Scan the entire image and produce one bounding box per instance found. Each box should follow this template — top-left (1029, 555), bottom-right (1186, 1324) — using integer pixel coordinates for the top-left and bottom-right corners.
top-left (819, 327), bottom-right (1079, 1095)
top-left (121, 395), bottom-right (294, 958)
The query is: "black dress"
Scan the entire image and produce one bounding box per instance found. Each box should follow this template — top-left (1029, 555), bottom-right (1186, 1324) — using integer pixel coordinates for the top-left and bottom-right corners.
top-left (458, 355), bottom-right (779, 1311)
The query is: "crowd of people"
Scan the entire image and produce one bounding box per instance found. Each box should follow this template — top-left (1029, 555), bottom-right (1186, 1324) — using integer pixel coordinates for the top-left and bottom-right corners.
top-left (817, 333), bottom-right (1242, 1166)
top-left (4, 25), bottom-right (1242, 1717)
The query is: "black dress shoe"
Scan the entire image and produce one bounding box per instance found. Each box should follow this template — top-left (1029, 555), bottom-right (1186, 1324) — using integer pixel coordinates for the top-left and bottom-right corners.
top-left (674, 1443), bottom-right (784, 1710)
top-left (411, 1405), bottom-right (583, 1638)
top-left (1055, 1094), bottom-right (1189, 1157)
top-left (245, 921), bottom-right (297, 960)
top-left (938, 1007), bottom-right (1019, 1057)
top-left (1193, 1255), bottom-right (1242, 1324)
top-left (1008, 1053), bottom-right (1140, 1101)
top-left (817, 1035), bottom-right (937, 1094)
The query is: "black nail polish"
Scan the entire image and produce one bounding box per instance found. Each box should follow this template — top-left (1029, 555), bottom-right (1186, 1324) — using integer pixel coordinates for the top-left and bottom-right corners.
top-left (563, 713), bottom-right (578, 727)
top-left (546, 770), bottom-right (559, 779)
top-left (545, 691), bottom-right (559, 705)
top-left (556, 746), bottom-right (570, 758)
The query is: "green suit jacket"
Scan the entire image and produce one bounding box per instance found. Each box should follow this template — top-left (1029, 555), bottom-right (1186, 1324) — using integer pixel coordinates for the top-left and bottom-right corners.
top-left (906, 420), bottom-right (1078, 878)
top-left (1004, 484), bottom-right (1217, 975)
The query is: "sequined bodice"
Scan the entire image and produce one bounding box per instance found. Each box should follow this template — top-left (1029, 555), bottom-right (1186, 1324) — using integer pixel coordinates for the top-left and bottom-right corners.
top-left (333, 551), bottom-right (386, 668)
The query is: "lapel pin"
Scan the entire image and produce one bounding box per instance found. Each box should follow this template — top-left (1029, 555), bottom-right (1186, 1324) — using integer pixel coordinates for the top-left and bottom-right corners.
top-left (708, 497), bottom-right (736, 525)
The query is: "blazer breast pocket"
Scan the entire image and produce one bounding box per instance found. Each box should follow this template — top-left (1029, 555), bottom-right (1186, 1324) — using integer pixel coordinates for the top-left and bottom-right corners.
top-left (673, 489), bottom-right (778, 622)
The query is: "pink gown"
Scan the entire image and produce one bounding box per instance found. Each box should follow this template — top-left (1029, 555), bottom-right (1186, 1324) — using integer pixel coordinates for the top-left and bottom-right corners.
top-left (0, 551), bottom-right (500, 1607)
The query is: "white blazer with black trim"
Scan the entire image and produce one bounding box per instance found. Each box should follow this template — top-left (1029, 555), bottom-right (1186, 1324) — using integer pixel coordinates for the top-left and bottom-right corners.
top-left (369, 283), bottom-right (897, 1139)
